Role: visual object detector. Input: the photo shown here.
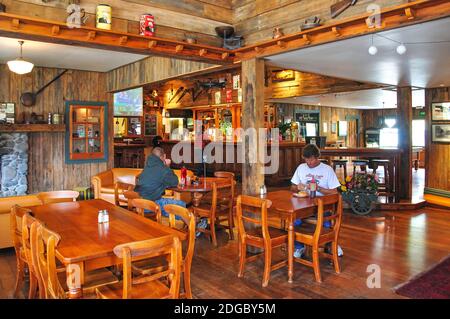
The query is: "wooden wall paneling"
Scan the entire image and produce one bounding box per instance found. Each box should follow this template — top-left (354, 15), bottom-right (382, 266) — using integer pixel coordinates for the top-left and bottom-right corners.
top-left (233, 0), bottom-right (408, 45)
top-left (425, 87), bottom-right (450, 192)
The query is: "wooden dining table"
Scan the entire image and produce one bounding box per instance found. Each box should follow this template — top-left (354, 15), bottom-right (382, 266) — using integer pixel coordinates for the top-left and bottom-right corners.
top-left (265, 190), bottom-right (318, 283)
top-left (168, 177), bottom-right (231, 206)
top-left (29, 199), bottom-right (186, 299)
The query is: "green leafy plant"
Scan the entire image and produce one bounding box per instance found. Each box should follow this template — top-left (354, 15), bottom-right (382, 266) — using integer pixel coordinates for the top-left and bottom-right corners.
top-left (277, 122), bottom-right (291, 136)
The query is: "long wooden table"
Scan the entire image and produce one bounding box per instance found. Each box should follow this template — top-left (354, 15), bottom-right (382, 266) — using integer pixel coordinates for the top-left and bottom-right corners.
top-left (29, 199), bottom-right (185, 299)
top-left (265, 190), bottom-right (317, 283)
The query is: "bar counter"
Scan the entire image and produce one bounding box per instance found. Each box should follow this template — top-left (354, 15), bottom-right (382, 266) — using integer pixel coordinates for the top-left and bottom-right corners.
top-left (160, 141), bottom-right (402, 199)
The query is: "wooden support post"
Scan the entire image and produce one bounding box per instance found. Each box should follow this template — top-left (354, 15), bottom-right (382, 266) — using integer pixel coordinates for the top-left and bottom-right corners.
top-left (397, 86), bottom-right (412, 200)
top-left (241, 58), bottom-right (265, 196)
top-left (242, 58), bottom-right (265, 254)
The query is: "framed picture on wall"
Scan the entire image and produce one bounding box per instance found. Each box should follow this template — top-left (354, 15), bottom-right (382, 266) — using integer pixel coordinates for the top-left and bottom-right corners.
top-left (431, 102), bottom-right (450, 121)
top-left (323, 122), bottom-right (328, 133)
top-left (338, 121), bottom-right (348, 137)
top-left (331, 122), bottom-right (337, 134)
top-left (432, 124), bottom-right (450, 143)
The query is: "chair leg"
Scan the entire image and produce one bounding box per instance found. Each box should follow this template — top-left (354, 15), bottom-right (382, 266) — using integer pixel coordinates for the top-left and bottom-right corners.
top-left (238, 240), bottom-right (246, 278)
top-left (228, 210), bottom-right (235, 241)
top-left (210, 218), bottom-right (218, 247)
top-left (262, 246), bottom-right (271, 288)
top-left (13, 258), bottom-right (25, 298)
top-left (183, 268), bottom-right (193, 299)
top-left (331, 242), bottom-right (341, 274)
top-left (312, 246), bottom-right (322, 283)
top-left (28, 273), bottom-right (38, 299)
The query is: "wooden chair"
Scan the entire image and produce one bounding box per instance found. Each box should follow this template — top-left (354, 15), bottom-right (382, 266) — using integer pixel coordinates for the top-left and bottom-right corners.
top-left (236, 195), bottom-right (288, 287)
top-left (294, 194), bottom-right (343, 283)
top-left (21, 212), bottom-right (42, 299)
top-left (29, 221), bottom-right (119, 299)
top-left (192, 181), bottom-right (235, 247)
top-left (37, 190), bottom-right (80, 205)
top-left (114, 181), bottom-right (136, 207)
top-left (132, 204), bottom-right (196, 299)
top-left (95, 235), bottom-right (182, 299)
top-left (123, 190), bottom-right (142, 211)
top-left (129, 198), bottom-right (161, 222)
top-left (10, 205), bottom-right (33, 298)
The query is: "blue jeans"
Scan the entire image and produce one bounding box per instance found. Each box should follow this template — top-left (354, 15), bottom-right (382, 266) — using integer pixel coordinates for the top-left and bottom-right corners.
top-left (147, 198), bottom-right (186, 220)
top-left (294, 212), bottom-right (332, 249)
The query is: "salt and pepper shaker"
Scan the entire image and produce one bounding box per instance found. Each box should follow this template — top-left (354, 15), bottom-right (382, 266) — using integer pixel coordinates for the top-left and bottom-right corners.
top-left (260, 185), bottom-right (267, 197)
top-left (98, 210), bottom-right (104, 223)
top-left (98, 209), bottom-right (110, 223)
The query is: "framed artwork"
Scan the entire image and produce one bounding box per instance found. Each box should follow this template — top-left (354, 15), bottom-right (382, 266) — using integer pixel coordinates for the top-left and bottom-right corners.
top-left (0, 103), bottom-right (15, 123)
top-left (144, 113), bottom-right (158, 136)
top-left (432, 124), bottom-right (450, 143)
top-left (237, 88), bottom-right (242, 103)
top-left (431, 102), bottom-right (450, 121)
top-left (232, 75), bottom-right (240, 89)
top-left (323, 122), bottom-right (328, 133)
top-left (214, 91), bottom-right (221, 105)
top-left (331, 122), bottom-right (337, 134)
top-left (272, 70), bottom-right (295, 82)
top-left (338, 121), bottom-right (348, 137)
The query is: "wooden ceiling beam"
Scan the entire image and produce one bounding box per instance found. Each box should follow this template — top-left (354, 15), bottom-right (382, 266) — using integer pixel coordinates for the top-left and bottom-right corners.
top-left (0, 12), bottom-right (234, 65)
top-left (232, 0), bottom-right (450, 61)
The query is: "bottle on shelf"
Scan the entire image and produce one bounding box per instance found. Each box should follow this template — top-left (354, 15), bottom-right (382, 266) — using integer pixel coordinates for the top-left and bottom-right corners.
top-left (180, 166), bottom-right (187, 186)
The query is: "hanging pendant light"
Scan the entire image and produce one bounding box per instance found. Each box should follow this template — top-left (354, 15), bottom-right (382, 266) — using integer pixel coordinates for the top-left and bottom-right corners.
top-left (368, 35), bottom-right (378, 56)
top-left (7, 41), bottom-right (34, 75)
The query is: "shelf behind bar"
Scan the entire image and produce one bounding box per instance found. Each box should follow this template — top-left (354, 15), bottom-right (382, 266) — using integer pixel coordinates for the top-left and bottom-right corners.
top-left (0, 124), bottom-right (66, 132)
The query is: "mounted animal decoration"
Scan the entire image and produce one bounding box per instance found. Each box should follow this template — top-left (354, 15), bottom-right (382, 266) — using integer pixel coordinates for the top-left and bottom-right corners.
top-left (20, 69), bottom-right (68, 107)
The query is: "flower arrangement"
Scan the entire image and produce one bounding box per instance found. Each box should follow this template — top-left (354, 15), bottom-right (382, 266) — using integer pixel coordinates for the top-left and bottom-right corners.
top-left (339, 173), bottom-right (379, 194)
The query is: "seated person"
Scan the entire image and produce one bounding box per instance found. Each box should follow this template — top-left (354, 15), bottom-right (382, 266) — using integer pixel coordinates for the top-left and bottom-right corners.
top-left (134, 147), bottom-right (207, 234)
top-left (291, 144), bottom-right (343, 258)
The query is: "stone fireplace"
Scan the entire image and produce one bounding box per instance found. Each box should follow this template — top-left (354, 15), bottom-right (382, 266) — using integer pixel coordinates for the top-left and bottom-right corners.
top-left (0, 133), bottom-right (28, 197)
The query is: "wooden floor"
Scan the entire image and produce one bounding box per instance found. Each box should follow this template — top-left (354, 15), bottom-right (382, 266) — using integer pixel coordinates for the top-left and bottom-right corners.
top-left (1, 205), bottom-right (449, 299)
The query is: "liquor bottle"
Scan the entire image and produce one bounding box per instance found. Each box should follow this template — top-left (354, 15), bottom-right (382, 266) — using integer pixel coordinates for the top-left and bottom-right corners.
top-left (309, 177), bottom-right (317, 198)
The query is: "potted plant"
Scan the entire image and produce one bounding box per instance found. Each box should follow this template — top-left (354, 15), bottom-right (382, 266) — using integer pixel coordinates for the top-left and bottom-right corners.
top-left (277, 122), bottom-right (291, 140)
top-left (339, 173), bottom-right (379, 215)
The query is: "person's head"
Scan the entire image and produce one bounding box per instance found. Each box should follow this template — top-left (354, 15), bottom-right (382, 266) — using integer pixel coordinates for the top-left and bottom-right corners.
top-left (152, 147), bottom-right (166, 162)
top-left (302, 144), bottom-right (321, 168)
top-left (152, 135), bottom-right (162, 147)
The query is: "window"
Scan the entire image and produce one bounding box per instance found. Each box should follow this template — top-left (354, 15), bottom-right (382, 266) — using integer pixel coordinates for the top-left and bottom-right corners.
top-left (380, 118), bottom-right (398, 148)
top-left (412, 119), bottom-right (425, 147)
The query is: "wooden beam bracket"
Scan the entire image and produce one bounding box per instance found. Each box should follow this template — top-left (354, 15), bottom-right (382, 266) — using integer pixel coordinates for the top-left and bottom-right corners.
top-left (303, 34), bottom-right (311, 45)
top-left (199, 49), bottom-right (207, 57)
top-left (277, 40), bottom-right (286, 48)
top-left (11, 18), bottom-right (19, 30)
top-left (51, 25), bottom-right (60, 36)
top-left (331, 26), bottom-right (341, 37)
top-left (148, 40), bottom-right (157, 49)
top-left (175, 44), bottom-right (184, 53)
top-left (87, 31), bottom-right (96, 40)
top-left (119, 36), bottom-right (128, 45)
top-left (405, 8), bottom-right (416, 20)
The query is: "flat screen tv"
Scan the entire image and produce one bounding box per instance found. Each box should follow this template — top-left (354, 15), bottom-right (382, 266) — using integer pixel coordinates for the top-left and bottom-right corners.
top-left (113, 87), bottom-right (143, 117)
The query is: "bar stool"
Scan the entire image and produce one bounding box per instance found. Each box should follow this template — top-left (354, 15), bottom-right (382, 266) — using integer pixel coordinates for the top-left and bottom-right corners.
top-left (332, 159), bottom-right (348, 180)
top-left (352, 159), bottom-right (369, 176)
top-left (371, 159), bottom-right (392, 194)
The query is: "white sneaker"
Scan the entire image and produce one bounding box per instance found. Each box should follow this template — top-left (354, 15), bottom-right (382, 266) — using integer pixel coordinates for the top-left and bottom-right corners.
top-left (196, 218), bottom-right (208, 237)
top-left (294, 247), bottom-right (305, 258)
top-left (337, 245), bottom-right (344, 257)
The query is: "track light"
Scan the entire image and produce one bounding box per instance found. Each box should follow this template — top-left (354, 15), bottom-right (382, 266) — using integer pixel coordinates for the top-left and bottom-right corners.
top-left (396, 43), bottom-right (407, 55)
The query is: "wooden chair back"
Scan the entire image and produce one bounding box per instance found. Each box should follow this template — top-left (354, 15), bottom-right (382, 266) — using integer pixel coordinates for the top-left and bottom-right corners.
top-left (236, 195), bottom-right (270, 240)
top-left (22, 212), bottom-right (38, 271)
top-left (10, 205), bottom-right (31, 257)
top-left (37, 190), bottom-right (79, 204)
top-left (129, 198), bottom-right (161, 222)
top-left (30, 221), bottom-right (65, 299)
top-left (313, 194), bottom-right (343, 238)
top-left (114, 182), bottom-right (135, 206)
top-left (123, 190), bottom-right (142, 211)
top-left (162, 204), bottom-right (196, 268)
top-left (113, 235), bottom-right (182, 299)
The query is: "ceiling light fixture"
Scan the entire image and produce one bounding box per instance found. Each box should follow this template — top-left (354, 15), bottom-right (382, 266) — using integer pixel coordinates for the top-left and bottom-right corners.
top-left (7, 41), bottom-right (34, 75)
top-left (396, 43), bottom-right (407, 55)
top-left (368, 35), bottom-right (378, 56)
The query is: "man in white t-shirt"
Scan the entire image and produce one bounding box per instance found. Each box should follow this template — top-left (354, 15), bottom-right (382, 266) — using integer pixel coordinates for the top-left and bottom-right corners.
top-left (290, 144), bottom-right (343, 258)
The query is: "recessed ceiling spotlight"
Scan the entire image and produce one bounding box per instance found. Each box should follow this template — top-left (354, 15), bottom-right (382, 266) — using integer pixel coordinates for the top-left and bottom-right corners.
top-left (318, 103), bottom-right (321, 106)
top-left (440, 84), bottom-right (445, 87)
top-left (396, 44), bottom-right (407, 55)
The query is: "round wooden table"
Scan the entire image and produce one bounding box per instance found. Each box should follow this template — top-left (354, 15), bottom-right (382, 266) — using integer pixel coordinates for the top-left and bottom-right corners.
top-left (167, 177), bottom-right (230, 206)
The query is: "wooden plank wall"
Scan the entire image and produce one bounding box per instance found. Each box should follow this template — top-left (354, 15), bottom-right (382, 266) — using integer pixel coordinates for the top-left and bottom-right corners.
top-left (425, 86), bottom-right (450, 192)
top-left (232, 0), bottom-right (408, 45)
top-left (3, 0), bottom-right (232, 47)
top-left (0, 64), bottom-right (113, 193)
top-left (274, 103), bottom-right (362, 147)
top-left (106, 56), bottom-right (218, 92)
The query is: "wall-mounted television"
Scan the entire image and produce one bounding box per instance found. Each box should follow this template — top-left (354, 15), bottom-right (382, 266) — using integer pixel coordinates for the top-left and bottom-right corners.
top-left (113, 87), bottom-right (143, 117)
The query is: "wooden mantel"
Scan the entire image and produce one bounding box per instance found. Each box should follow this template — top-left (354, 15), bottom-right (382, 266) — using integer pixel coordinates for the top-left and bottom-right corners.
top-left (0, 12), bottom-right (234, 65)
top-left (0, 124), bottom-right (65, 133)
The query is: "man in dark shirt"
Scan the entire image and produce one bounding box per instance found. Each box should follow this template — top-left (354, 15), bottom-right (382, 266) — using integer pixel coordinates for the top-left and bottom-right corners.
top-left (134, 147), bottom-right (185, 216)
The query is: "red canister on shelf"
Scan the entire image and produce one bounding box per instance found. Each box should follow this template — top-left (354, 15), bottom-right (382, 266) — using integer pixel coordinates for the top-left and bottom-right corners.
top-left (140, 13), bottom-right (155, 37)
